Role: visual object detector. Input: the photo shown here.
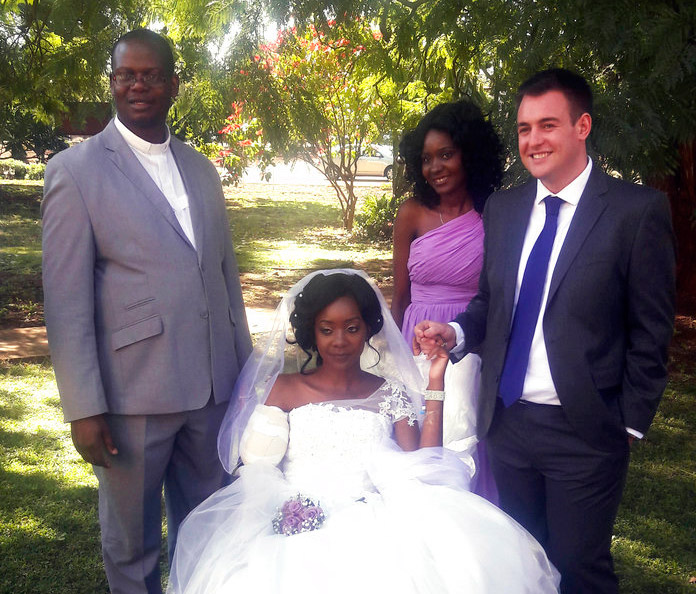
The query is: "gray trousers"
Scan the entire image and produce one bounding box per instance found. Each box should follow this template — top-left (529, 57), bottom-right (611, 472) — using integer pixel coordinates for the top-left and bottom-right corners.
top-left (93, 397), bottom-right (230, 594)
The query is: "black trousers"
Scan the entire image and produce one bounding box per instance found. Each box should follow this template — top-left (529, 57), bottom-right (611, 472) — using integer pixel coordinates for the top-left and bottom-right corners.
top-left (487, 399), bottom-right (630, 594)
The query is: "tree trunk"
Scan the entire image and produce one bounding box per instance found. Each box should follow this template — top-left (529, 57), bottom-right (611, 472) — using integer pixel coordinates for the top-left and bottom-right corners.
top-left (648, 139), bottom-right (696, 309)
top-left (390, 160), bottom-right (410, 207)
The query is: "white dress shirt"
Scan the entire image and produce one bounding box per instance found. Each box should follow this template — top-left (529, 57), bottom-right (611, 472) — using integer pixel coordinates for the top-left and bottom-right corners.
top-left (512, 159), bottom-right (591, 405)
top-left (114, 116), bottom-right (197, 250)
top-left (450, 158), bottom-right (641, 438)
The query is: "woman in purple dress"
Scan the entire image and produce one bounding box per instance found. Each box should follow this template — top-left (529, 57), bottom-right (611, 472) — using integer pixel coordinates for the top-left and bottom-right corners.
top-left (392, 100), bottom-right (503, 503)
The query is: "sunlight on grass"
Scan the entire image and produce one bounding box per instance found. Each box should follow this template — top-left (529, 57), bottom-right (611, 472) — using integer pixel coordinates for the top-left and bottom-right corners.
top-left (0, 363), bottom-right (96, 487)
top-left (238, 239), bottom-right (389, 271)
top-left (612, 536), bottom-right (692, 593)
top-left (0, 180), bottom-right (43, 187)
top-left (0, 362), bottom-right (106, 592)
top-left (225, 183), bottom-right (393, 302)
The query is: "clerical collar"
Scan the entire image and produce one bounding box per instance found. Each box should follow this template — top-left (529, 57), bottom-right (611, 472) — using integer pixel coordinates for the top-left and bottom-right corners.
top-left (114, 116), bottom-right (171, 155)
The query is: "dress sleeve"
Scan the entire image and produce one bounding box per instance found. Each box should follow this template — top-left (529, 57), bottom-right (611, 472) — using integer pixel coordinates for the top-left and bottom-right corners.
top-left (378, 383), bottom-right (418, 426)
top-left (239, 405), bottom-right (290, 466)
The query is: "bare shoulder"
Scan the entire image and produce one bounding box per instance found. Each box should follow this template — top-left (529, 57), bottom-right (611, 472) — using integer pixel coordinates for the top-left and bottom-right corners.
top-left (394, 198), bottom-right (428, 239)
top-left (395, 197), bottom-right (427, 223)
top-left (265, 373), bottom-right (307, 411)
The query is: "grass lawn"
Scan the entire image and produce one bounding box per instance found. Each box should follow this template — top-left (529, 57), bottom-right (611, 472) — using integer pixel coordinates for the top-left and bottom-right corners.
top-left (0, 179), bottom-right (393, 326)
top-left (224, 182), bottom-right (394, 307)
top-left (0, 181), bottom-right (44, 328)
top-left (1, 180), bottom-right (695, 592)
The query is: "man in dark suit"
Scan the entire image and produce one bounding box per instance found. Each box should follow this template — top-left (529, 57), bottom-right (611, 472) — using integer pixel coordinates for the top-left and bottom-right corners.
top-left (414, 69), bottom-right (675, 593)
top-left (42, 30), bottom-right (252, 593)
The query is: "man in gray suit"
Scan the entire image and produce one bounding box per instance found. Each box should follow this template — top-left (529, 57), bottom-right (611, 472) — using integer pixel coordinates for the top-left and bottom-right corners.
top-left (42, 29), bottom-right (252, 593)
top-left (415, 69), bottom-right (675, 593)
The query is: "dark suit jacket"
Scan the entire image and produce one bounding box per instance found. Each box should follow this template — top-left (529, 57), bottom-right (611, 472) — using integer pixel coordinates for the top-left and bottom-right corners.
top-left (42, 120), bottom-right (253, 422)
top-left (455, 167), bottom-right (675, 451)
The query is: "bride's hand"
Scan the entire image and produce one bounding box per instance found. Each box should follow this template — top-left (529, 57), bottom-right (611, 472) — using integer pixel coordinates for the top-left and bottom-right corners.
top-left (427, 345), bottom-right (449, 391)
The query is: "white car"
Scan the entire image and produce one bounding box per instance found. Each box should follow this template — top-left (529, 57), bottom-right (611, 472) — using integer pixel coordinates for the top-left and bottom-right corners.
top-left (355, 145), bottom-right (393, 179)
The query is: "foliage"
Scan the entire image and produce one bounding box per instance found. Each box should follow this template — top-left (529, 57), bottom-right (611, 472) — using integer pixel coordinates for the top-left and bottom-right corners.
top-left (165, 28), bottom-right (236, 148)
top-left (217, 101), bottom-right (274, 185)
top-left (0, 0), bottom-right (149, 129)
top-left (0, 160), bottom-right (46, 180)
top-left (0, 107), bottom-right (68, 163)
top-left (218, 20), bottom-right (394, 230)
top-left (354, 191), bottom-right (401, 242)
top-left (0, 1), bottom-right (232, 160)
top-left (3, 0), bottom-right (694, 289)
top-left (244, 0), bottom-right (696, 294)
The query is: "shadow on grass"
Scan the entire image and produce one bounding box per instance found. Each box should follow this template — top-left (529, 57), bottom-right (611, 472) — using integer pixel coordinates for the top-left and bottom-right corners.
top-left (0, 425), bottom-right (63, 455)
top-left (0, 183), bottom-right (43, 205)
top-left (0, 467), bottom-right (108, 593)
top-left (613, 385), bottom-right (696, 593)
top-left (0, 184), bottom-right (44, 328)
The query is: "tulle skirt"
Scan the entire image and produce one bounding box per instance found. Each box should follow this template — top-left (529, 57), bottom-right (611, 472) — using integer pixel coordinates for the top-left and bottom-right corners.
top-left (168, 446), bottom-right (559, 593)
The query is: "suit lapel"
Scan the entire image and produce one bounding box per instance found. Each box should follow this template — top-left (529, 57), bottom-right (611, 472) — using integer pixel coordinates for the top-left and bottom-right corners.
top-left (502, 182), bottom-right (536, 318)
top-left (547, 168), bottom-right (609, 303)
top-left (170, 139), bottom-right (206, 262)
top-left (101, 121), bottom-right (194, 248)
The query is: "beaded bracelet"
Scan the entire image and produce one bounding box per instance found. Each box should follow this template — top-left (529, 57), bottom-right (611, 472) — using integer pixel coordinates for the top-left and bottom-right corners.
top-left (424, 389), bottom-right (445, 401)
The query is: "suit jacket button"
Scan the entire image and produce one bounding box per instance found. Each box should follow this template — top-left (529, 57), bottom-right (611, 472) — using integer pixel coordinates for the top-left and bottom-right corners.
top-left (200, 311), bottom-right (209, 319)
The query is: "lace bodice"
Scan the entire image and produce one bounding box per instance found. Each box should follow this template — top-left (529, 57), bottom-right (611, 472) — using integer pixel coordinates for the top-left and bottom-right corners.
top-left (239, 382), bottom-right (416, 503)
top-left (282, 403), bottom-right (391, 500)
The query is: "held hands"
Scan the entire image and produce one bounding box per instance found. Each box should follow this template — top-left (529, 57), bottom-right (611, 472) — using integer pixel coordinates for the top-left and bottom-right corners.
top-left (414, 321), bottom-right (451, 449)
top-left (413, 320), bottom-right (456, 360)
top-left (71, 414), bottom-right (118, 468)
top-left (411, 320), bottom-right (453, 392)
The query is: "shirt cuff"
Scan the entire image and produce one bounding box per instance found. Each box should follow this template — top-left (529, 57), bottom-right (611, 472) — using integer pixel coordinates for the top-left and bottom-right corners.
top-left (626, 427), bottom-right (643, 440)
top-left (448, 322), bottom-right (466, 354)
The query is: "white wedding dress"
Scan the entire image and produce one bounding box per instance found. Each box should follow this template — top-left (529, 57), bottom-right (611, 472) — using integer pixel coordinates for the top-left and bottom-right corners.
top-left (168, 382), bottom-right (559, 593)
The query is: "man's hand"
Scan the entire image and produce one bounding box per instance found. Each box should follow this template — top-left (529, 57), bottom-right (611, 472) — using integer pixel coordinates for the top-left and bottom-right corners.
top-left (71, 414), bottom-right (118, 468)
top-left (412, 320), bottom-right (456, 359)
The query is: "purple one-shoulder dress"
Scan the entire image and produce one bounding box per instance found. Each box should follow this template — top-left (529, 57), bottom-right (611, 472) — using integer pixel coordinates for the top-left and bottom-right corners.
top-left (401, 210), bottom-right (498, 505)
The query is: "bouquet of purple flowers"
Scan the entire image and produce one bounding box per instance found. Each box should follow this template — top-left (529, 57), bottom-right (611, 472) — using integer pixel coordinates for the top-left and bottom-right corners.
top-left (272, 494), bottom-right (325, 536)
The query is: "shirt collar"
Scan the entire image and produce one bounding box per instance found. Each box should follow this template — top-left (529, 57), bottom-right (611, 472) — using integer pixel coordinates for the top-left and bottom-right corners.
top-left (114, 116), bottom-right (171, 155)
top-left (534, 157), bottom-right (593, 206)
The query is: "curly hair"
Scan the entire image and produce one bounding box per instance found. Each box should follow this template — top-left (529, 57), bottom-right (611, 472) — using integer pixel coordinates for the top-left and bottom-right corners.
top-left (289, 273), bottom-right (384, 373)
top-left (400, 100), bottom-right (503, 212)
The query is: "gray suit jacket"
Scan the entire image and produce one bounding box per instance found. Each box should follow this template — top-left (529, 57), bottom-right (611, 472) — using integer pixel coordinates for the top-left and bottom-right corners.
top-left (455, 167), bottom-right (676, 451)
top-left (42, 120), bottom-right (252, 422)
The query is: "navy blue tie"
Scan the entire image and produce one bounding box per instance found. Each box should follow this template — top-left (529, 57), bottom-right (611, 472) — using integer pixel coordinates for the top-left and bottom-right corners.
top-left (499, 195), bottom-right (563, 407)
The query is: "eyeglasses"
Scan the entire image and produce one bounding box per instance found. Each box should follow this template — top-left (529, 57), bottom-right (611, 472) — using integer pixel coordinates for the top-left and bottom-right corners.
top-left (111, 72), bottom-right (169, 87)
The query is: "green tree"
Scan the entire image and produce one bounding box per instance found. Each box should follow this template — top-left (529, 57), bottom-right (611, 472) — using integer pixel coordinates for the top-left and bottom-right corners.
top-left (0, 0), bottom-right (148, 130)
top-left (0, 1), bottom-right (231, 159)
top-left (0, 106), bottom-right (68, 162)
top-left (251, 0), bottom-right (696, 299)
top-left (220, 20), bottom-right (393, 230)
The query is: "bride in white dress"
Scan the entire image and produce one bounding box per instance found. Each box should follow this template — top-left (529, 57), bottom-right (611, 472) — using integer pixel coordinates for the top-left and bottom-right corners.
top-left (168, 269), bottom-right (559, 593)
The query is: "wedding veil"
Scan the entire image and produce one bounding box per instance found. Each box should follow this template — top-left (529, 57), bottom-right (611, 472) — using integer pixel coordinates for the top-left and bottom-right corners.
top-left (217, 268), bottom-right (427, 472)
